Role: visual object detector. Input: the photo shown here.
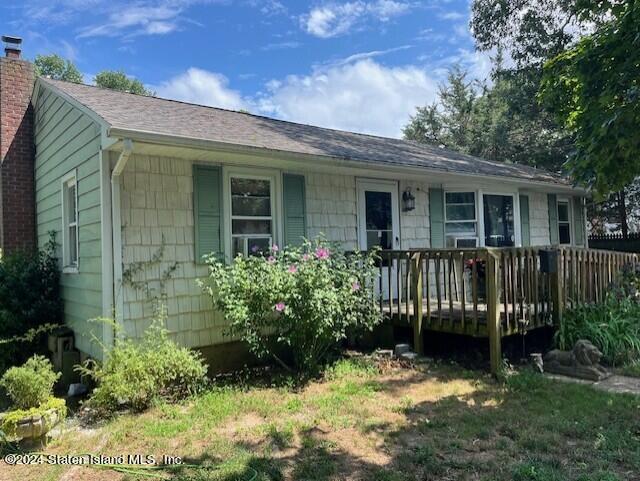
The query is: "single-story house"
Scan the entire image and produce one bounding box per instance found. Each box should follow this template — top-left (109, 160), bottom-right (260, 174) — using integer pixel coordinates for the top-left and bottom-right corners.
top-left (0, 47), bottom-right (587, 366)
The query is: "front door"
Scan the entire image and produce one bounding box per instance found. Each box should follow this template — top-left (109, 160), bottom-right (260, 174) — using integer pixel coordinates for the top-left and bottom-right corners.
top-left (483, 194), bottom-right (516, 247)
top-left (357, 180), bottom-right (400, 300)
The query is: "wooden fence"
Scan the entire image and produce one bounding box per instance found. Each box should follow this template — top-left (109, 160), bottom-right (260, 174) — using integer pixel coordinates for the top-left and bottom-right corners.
top-left (588, 233), bottom-right (640, 253)
top-left (376, 247), bottom-right (638, 374)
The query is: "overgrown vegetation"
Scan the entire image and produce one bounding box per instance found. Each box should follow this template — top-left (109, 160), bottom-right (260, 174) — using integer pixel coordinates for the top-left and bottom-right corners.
top-left (0, 356), bottom-right (66, 440)
top-left (200, 238), bottom-right (382, 373)
top-left (556, 263), bottom-right (640, 366)
top-left (78, 315), bottom-right (208, 414)
top-left (0, 356), bottom-right (60, 410)
top-left (0, 235), bottom-right (62, 374)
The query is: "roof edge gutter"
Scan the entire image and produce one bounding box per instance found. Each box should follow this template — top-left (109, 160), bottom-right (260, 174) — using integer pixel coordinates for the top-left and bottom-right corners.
top-left (106, 127), bottom-right (587, 194)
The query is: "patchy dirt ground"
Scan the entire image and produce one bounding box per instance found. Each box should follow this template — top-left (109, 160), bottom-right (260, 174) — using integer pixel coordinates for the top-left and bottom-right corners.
top-left (2, 357), bottom-right (639, 481)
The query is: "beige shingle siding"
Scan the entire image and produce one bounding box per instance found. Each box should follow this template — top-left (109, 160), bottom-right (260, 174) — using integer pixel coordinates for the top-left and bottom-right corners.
top-left (119, 154), bottom-right (230, 347)
top-left (306, 173), bottom-right (358, 249)
top-left (529, 192), bottom-right (551, 246)
top-left (118, 155), bottom-right (438, 345)
top-left (400, 180), bottom-right (430, 249)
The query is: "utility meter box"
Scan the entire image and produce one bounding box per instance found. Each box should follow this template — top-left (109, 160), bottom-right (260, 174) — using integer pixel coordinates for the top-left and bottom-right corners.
top-left (540, 249), bottom-right (558, 274)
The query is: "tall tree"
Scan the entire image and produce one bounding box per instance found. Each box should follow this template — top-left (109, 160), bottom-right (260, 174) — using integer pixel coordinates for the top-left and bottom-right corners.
top-left (94, 70), bottom-right (153, 96)
top-left (539, 1), bottom-right (640, 196)
top-left (34, 54), bottom-right (83, 83)
top-left (403, 66), bottom-right (477, 152)
top-left (403, 63), bottom-right (570, 171)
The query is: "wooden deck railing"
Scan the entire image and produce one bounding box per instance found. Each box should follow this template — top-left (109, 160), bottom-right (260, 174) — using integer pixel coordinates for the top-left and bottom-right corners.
top-left (376, 247), bottom-right (638, 374)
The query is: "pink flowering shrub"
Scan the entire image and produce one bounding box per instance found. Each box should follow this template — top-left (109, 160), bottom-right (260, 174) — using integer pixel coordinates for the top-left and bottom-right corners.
top-left (200, 238), bottom-right (381, 372)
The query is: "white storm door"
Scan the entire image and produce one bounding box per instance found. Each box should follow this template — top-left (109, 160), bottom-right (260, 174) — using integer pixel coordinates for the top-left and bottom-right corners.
top-left (357, 179), bottom-right (400, 300)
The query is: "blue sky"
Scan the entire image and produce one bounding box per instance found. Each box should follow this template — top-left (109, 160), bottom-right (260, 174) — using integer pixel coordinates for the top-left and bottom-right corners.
top-left (1, 0), bottom-right (491, 137)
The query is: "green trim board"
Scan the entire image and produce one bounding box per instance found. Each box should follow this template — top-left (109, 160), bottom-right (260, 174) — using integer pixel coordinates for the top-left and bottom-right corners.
top-left (547, 194), bottom-right (559, 245)
top-left (519, 194), bottom-right (531, 246)
top-left (573, 196), bottom-right (585, 246)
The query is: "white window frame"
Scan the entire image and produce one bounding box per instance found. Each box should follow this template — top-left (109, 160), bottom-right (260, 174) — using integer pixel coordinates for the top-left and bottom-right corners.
top-left (61, 170), bottom-right (79, 274)
top-left (222, 166), bottom-right (283, 260)
top-left (557, 197), bottom-right (573, 245)
top-left (444, 190), bottom-right (479, 247)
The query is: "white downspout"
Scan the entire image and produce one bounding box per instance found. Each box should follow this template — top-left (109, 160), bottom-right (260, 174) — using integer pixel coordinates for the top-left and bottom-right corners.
top-left (110, 139), bottom-right (133, 345)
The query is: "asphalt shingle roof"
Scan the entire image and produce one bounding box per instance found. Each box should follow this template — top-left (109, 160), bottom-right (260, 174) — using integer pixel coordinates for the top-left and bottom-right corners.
top-left (42, 78), bottom-right (570, 186)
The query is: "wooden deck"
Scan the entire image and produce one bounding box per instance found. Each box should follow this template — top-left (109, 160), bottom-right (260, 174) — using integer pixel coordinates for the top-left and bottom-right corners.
top-left (381, 299), bottom-right (552, 337)
top-left (376, 247), bottom-right (638, 374)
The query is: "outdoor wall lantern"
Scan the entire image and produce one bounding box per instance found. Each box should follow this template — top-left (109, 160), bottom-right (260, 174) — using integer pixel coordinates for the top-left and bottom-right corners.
top-left (402, 188), bottom-right (416, 212)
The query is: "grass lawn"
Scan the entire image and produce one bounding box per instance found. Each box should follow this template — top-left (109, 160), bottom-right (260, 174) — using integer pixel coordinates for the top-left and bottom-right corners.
top-left (2, 356), bottom-right (639, 481)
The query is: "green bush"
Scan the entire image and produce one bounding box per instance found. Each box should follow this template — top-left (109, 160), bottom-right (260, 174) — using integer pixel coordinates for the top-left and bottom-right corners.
top-left (200, 238), bottom-right (382, 373)
top-left (79, 320), bottom-right (208, 413)
top-left (0, 235), bottom-right (62, 373)
top-left (0, 356), bottom-right (60, 410)
top-left (555, 294), bottom-right (640, 366)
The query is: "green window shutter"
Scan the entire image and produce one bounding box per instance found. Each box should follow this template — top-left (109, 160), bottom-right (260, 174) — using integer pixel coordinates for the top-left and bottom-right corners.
top-left (283, 174), bottom-right (306, 247)
top-left (193, 165), bottom-right (223, 262)
top-left (573, 196), bottom-right (585, 246)
top-left (547, 194), bottom-right (558, 245)
top-left (519, 194), bottom-right (531, 246)
top-left (429, 188), bottom-right (445, 248)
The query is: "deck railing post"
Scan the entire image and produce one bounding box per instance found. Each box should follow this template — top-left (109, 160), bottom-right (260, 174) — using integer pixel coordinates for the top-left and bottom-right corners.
top-left (486, 251), bottom-right (502, 376)
top-left (411, 252), bottom-right (424, 355)
top-left (550, 248), bottom-right (564, 327)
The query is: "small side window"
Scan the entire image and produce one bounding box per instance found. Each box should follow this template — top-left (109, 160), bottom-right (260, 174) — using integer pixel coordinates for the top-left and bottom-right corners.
top-left (62, 173), bottom-right (79, 273)
top-left (557, 200), bottom-right (572, 245)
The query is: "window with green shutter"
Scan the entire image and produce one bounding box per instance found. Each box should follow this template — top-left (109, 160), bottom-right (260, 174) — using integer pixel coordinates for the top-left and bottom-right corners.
top-left (193, 165), bottom-right (223, 262)
top-left (283, 174), bottom-right (306, 247)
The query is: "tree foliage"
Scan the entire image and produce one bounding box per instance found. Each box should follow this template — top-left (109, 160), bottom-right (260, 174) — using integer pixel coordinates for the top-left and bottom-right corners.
top-left (539, 1), bottom-right (640, 195)
top-left (403, 64), bottom-right (570, 171)
top-left (403, 66), bottom-right (476, 152)
top-left (34, 54), bottom-right (83, 83)
top-left (94, 70), bottom-right (154, 96)
top-left (588, 181), bottom-right (640, 236)
top-left (471, 0), bottom-right (618, 69)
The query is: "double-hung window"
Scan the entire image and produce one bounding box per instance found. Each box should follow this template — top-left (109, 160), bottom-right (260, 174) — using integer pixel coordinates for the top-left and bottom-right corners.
top-left (61, 172), bottom-right (78, 272)
top-left (557, 199), bottom-right (572, 245)
top-left (444, 192), bottom-right (478, 247)
top-left (230, 176), bottom-right (274, 257)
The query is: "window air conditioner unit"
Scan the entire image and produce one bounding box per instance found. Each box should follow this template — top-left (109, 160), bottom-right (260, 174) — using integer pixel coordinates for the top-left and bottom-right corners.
top-left (455, 237), bottom-right (479, 248)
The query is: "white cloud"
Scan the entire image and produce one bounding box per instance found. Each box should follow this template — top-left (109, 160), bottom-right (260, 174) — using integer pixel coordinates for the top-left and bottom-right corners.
top-left (438, 11), bottom-right (465, 21)
top-left (257, 59), bottom-right (438, 137)
top-left (77, 5), bottom-right (182, 38)
top-left (153, 68), bottom-right (249, 110)
top-left (323, 45), bottom-right (412, 67)
top-left (302, 1), bottom-right (412, 38)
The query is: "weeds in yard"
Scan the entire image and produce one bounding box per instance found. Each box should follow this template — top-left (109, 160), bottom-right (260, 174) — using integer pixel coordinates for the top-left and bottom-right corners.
top-left (3, 358), bottom-right (640, 481)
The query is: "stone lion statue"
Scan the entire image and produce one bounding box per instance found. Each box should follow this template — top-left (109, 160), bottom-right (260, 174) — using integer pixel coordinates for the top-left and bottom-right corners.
top-left (543, 340), bottom-right (609, 381)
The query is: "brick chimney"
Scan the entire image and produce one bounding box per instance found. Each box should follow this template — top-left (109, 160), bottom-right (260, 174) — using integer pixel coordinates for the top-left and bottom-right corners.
top-left (0, 35), bottom-right (36, 253)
